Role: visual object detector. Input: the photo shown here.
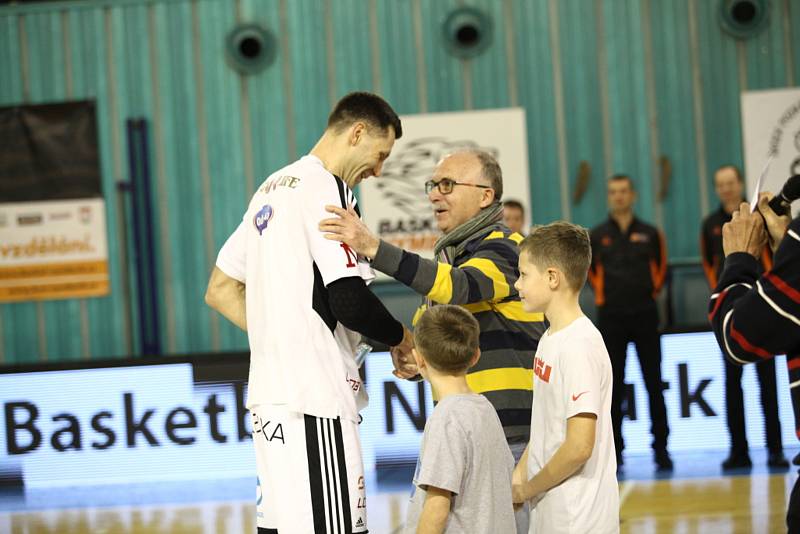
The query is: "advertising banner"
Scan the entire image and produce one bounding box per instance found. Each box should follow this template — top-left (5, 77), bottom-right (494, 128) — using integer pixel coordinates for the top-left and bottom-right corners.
top-left (1, 332), bottom-right (795, 488)
top-left (0, 101), bottom-right (109, 302)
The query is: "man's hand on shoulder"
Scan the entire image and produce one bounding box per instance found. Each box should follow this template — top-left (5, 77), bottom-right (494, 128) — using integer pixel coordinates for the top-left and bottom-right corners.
top-left (319, 204), bottom-right (381, 259)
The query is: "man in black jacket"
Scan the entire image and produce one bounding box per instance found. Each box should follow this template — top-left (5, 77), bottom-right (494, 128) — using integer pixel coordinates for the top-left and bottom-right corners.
top-left (589, 174), bottom-right (671, 471)
top-left (709, 194), bottom-right (800, 530)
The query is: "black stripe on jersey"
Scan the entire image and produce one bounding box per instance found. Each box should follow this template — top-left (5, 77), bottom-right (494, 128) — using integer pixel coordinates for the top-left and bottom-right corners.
top-left (333, 418), bottom-right (354, 532)
top-left (395, 250), bottom-right (420, 287)
top-left (304, 415), bottom-right (328, 533)
top-left (312, 262), bottom-right (337, 333)
top-left (334, 175), bottom-right (347, 209)
top-left (477, 240), bottom-right (521, 272)
top-left (257, 529), bottom-right (278, 534)
top-left (466, 271), bottom-right (483, 303)
top-left (479, 329), bottom-right (539, 352)
top-left (496, 408), bottom-right (532, 428)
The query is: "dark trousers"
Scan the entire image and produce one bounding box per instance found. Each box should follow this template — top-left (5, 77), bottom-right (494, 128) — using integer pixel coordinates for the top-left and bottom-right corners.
top-left (723, 355), bottom-right (783, 455)
top-left (598, 306), bottom-right (669, 456)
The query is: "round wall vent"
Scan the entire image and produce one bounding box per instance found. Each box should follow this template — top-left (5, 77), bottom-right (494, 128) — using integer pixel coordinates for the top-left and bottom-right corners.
top-left (225, 24), bottom-right (276, 75)
top-left (718, 0), bottom-right (769, 39)
top-left (442, 7), bottom-right (493, 59)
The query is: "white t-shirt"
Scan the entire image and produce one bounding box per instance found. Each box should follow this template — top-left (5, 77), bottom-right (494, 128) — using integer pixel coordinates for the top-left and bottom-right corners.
top-left (527, 316), bottom-right (619, 534)
top-left (216, 155), bottom-right (374, 421)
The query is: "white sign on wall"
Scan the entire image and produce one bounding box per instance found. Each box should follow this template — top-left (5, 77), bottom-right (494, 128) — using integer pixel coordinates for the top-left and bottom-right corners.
top-left (358, 108), bottom-right (531, 269)
top-left (741, 87), bottom-right (800, 217)
top-left (0, 198), bottom-right (110, 302)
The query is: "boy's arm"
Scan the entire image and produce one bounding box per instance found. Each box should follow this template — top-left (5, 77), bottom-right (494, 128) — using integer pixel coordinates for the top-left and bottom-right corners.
top-left (416, 486), bottom-right (452, 534)
top-left (512, 414), bottom-right (596, 503)
top-left (512, 443), bottom-right (530, 485)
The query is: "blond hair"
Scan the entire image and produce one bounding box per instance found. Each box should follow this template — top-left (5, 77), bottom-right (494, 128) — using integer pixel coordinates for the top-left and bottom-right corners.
top-left (519, 221), bottom-right (591, 292)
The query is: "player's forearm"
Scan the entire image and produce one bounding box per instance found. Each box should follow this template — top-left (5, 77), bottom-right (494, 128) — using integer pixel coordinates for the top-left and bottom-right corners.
top-left (214, 298), bottom-right (247, 331)
top-left (513, 443), bottom-right (530, 484)
top-left (519, 441), bottom-right (591, 501)
top-left (416, 496), bottom-right (450, 534)
top-left (205, 273), bottom-right (247, 331)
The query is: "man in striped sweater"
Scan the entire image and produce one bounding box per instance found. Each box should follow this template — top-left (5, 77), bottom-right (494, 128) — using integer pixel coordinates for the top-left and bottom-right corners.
top-left (708, 194), bottom-right (800, 530)
top-left (321, 149), bottom-right (546, 533)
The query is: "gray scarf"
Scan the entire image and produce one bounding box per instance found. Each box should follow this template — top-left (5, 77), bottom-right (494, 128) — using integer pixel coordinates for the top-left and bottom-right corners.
top-left (433, 202), bottom-right (504, 264)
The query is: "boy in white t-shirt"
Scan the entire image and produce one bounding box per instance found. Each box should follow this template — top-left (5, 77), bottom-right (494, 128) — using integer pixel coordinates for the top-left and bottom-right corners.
top-left (512, 222), bottom-right (619, 533)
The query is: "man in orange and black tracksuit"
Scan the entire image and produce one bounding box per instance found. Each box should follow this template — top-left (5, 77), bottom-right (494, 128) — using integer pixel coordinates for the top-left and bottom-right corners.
top-left (589, 174), bottom-right (672, 471)
top-left (701, 164), bottom-right (788, 470)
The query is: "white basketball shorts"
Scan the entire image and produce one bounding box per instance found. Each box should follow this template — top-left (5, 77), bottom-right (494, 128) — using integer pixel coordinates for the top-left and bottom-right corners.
top-left (252, 404), bottom-right (368, 534)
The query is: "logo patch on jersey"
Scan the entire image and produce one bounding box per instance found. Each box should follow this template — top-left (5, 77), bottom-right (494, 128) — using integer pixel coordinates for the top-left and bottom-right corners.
top-left (340, 242), bottom-right (358, 268)
top-left (534, 356), bottom-right (552, 383)
top-left (254, 205), bottom-right (274, 235)
top-left (572, 391), bottom-right (589, 401)
top-left (630, 232), bottom-right (650, 243)
top-left (601, 236), bottom-right (612, 246)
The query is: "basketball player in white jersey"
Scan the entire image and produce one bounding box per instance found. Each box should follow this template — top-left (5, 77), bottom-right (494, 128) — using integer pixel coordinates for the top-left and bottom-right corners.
top-left (206, 92), bottom-right (416, 534)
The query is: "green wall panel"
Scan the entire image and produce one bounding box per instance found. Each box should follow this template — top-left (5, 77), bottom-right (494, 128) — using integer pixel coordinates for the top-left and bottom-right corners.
top-left (557, 0), bottom-right (607, 229)
top-left (374, 0), bottom-right (420, 115)
top-left (511, 0), bottom-right (561, 225)
top-left (650, 0), bottom-right (702, 260)
top-left (0, 0), bottom-right (797, 363)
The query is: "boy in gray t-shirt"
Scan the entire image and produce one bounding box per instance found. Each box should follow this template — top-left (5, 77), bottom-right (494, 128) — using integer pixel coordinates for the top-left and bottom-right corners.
top-left (404, 305), bottom-right (515, 534)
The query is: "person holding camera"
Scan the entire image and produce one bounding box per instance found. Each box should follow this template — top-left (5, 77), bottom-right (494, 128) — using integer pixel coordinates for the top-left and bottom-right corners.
top-left (708, 192), bottom-right (800, 530)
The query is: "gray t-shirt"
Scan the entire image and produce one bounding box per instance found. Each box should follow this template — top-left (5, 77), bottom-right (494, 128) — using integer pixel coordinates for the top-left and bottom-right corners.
top-left (404, 393), bottom-right (515, 533)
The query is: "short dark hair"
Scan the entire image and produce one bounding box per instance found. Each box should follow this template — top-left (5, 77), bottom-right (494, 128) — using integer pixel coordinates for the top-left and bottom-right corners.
top-left (608, 174), bottom-right (634, 190)
top-left (520, 221), bottom-right (592, 292)
top-left (414, 305), bottom-right (479, 374)
top-left (503, 199), bottom-right (524, 213)
top-left (714, 164), bottom-right (744, 183)
top-left (327, 91), bottom-right (402, 139)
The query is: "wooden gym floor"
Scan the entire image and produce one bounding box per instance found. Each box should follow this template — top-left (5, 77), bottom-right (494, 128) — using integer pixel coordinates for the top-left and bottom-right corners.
top-left (1, 451), bottom-right (796, 533)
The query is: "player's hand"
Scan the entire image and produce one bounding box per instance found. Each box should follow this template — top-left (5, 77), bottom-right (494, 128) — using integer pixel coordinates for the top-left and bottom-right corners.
top-left (722, 202), bottom-right (767, 258)
top-left (757, 192), bottom-right (791, 252)
top-left (391, 326), bottom-right (418, 379)
top-left (319, 205), bottom-right (381, 259)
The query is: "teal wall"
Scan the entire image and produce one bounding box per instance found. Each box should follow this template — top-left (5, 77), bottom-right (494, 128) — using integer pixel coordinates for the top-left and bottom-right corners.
top-left (1, 0), bottom-right (797, 364)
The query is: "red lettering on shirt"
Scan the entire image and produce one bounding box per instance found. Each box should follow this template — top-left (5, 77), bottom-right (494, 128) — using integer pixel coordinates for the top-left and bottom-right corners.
top-left (341, 243), bottom-right (358, 268)
top-left (534, 357), bottom-right (552, 383)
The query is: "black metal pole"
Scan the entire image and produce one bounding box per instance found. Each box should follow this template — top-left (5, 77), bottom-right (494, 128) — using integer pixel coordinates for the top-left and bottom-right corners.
top-left (125, 118), bottom-right (162, 356)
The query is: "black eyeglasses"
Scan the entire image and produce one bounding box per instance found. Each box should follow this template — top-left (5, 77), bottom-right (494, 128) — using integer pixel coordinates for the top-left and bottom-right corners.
top-left (424, 178), bottom-right (493, 195)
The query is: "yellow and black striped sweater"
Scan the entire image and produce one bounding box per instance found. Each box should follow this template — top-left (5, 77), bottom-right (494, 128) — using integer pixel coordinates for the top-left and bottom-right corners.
top-left (371, 223), bottom-right (547, 442)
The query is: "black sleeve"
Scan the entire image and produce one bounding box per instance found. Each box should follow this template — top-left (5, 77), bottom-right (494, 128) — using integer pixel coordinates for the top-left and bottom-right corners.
top-left (327, 276), bottom-right (404, 347)
top-left (708, 216), bottom-right (800, 364)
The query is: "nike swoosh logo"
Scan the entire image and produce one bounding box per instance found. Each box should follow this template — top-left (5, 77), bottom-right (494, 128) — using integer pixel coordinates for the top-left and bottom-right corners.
top-left (572, 391), bottom-right (589, 401)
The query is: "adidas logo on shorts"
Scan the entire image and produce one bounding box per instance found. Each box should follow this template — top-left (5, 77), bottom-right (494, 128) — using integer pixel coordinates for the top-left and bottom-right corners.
top-left (355, 517), bottom-right (364, 528)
